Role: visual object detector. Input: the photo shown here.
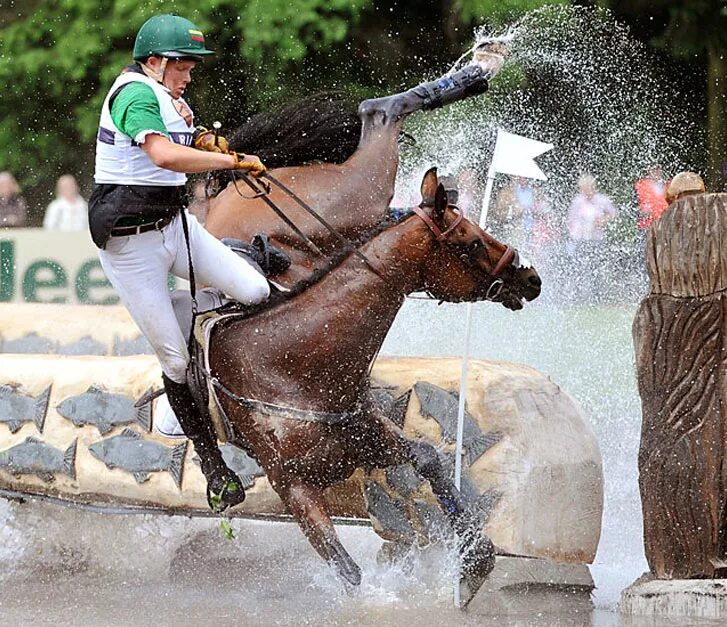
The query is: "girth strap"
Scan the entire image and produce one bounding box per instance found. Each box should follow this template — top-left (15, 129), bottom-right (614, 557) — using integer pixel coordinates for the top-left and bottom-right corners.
top-left (208, 370), bottom-right (358, 425)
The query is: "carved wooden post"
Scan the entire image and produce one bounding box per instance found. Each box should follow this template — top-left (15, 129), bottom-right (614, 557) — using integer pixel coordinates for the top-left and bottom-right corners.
top-left (634, 192), bottom-right (727, 578)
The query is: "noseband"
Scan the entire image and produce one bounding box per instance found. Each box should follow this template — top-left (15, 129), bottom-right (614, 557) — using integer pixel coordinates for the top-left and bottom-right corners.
top-left (411, 204), bottom-right (517, 284)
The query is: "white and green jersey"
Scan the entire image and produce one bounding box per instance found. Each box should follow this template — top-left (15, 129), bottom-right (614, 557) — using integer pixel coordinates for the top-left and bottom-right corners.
top-left (94, 70), bottom-right (194, 186)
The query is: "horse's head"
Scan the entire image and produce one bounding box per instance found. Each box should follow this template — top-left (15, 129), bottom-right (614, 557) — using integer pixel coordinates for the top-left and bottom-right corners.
top-left (415, 168), bottom-right (541, 310)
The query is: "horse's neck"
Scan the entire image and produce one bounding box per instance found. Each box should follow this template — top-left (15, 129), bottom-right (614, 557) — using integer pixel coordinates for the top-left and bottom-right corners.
top-left (284, 218), bottom-right (428, 376)
top-left (221, 217), bottom-right (431, 412)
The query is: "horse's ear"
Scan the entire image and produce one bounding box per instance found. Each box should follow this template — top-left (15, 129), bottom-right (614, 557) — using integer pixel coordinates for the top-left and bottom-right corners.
top-left (433, 183), bottom-right (447, 223)
top-left (420, 167), bottom-right (438, 206)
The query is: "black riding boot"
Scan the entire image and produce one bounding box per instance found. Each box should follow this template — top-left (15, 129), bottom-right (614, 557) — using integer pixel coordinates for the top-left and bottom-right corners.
top-left (162, 374), bottom-right (246, 512)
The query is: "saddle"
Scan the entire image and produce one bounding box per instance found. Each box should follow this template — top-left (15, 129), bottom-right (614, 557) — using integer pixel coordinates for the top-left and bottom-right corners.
top-left (168, 235), bottom-right (291, 443)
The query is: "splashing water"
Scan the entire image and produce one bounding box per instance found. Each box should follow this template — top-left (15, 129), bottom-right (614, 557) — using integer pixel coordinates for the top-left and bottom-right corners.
top-left (0, 6), bottom-right (698, 623)
top-left (397, 5), bottom-right (697, 304)
top-left (390, 3), bottom-right (684, 615)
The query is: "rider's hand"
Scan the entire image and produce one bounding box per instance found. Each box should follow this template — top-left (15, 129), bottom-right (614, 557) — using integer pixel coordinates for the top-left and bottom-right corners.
top-left (231, 152), bottom-right (266, 177)
top-left (194, 126), bottom-right (230, 154)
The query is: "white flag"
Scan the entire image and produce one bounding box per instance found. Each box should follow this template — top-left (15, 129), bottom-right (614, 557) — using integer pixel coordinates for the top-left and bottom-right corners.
top-left (491, 129), bottom-right (553, 181)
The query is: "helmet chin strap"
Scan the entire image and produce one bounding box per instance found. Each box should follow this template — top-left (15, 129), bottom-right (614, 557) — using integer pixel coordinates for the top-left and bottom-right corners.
top-left (140, 56), bottom-right (168, 84)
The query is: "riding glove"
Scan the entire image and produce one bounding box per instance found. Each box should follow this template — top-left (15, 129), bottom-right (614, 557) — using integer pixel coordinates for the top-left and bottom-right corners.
top-left (230, 151), bottom-right (267, 177)
top-left (193, 126), bottom-right (230, 153)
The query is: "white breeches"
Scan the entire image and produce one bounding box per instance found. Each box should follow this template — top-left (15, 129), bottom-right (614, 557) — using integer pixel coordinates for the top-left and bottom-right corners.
top-left (99, 212), bottom-right (270, 383)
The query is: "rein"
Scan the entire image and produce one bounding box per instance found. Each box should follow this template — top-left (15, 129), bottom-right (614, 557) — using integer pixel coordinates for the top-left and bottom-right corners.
top-left (229, 170), bottom-right (394, 288)
top-left (195, 196), bottom-right (517, 425)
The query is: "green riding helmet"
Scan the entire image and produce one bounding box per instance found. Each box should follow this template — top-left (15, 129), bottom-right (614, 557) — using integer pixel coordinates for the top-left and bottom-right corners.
top-left (133, 14), bottom-right (214, 62)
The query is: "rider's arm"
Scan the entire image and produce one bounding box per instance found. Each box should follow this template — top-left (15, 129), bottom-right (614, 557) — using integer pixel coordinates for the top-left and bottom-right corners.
top-left (110, 83), bottom-right (236, 173)
top-left (141, 134), bottom-right (235, 173)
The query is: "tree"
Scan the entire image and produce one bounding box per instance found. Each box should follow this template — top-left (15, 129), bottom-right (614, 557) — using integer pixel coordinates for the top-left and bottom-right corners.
top-left (0, 0), bottom-right (372, 219)
top-left (605, 0), bottom-right (727, 190)
top-left (0, 0), bottom-right (562, 220)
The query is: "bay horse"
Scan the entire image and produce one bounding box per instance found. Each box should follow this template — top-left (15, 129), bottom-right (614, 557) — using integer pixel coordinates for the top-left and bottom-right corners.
top-left (204, 43), bottom-right (508, 285)
top-left (207, 169), bottom-right (541, 605)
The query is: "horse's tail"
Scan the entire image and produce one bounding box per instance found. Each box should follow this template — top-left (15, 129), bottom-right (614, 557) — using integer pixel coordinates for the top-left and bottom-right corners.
top-left (227, 93), bottom-right (362, 169)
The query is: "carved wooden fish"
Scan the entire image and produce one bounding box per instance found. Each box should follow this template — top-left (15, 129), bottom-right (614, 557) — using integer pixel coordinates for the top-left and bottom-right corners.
top-left (0, 384), bottom-right (51, 433)
top-left (88, 429), bottom-right (187, 488)
top-left (56, 385), bottom-right (152, 434)
top-left (414, 381), bottom-right (502, 465)
top-left (0, 437), bottom-right (76, 483)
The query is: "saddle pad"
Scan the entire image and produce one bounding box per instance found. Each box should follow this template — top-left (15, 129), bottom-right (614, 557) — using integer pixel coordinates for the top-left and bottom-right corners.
top-left (193, 311), bottom-right (241, 443)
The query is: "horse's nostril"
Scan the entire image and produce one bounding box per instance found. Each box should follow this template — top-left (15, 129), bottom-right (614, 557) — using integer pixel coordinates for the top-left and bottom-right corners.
top-left (529, 275), bottom-right (542, 288)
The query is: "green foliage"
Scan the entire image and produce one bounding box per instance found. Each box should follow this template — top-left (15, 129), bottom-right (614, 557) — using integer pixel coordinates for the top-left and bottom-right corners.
top-left (0, 0), bottom-right (373, 218)
top-left (606, 0), bottom-right (727, 56)
top-left (219, 518), bottom-right (235, 540)
top-left (455, 0), bottom-right (567, 26)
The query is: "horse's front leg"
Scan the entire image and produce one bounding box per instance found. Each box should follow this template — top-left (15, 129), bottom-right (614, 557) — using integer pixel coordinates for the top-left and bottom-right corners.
top-left (362, 413), bottom-right (495, 606)
top-left (282, 480), bottom-right (362, 587)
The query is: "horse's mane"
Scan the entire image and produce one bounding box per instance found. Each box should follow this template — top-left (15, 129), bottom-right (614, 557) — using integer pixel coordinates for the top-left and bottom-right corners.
top-left (227, 93), bottom-right (362, 169)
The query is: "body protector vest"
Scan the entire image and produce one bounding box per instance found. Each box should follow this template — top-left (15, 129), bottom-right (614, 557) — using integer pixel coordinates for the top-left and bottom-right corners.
top-left (89, 69), bottom-right (194, 248)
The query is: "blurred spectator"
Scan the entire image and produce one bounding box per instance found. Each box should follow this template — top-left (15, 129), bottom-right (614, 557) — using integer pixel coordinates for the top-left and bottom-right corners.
top-left (566, 174), bottom-right (618, 302)
top-left (0, 171), bottom-right (28, 227)
top-left (491, 177), bottom-right (537, 249)
top-left (529, 184), bottom-right (559, 260)
top-left (187, 179), bottom-right (210, 224)
top-left (567, 174), bottom-right (617, 246)
top-left (636, 164), bottom-right (668, 230)
top-left (43, 174), bottom-right (88, 231)
top-left (455, 168), bottom-right (482, 217)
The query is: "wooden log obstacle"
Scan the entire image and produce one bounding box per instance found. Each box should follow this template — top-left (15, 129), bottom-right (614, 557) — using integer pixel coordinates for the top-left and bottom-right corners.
top-left (0, 352), bottom-right (603, 565)
top-left (634, 192), bottom-right (727, 578)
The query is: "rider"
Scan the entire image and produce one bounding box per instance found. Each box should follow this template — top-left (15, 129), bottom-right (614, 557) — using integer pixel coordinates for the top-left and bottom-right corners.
top-left (89, 14), bottom-right (269, 511)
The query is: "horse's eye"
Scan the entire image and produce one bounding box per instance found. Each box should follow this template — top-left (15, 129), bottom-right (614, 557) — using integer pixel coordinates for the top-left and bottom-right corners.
top-left (470, 240), bottom-right (482, 252)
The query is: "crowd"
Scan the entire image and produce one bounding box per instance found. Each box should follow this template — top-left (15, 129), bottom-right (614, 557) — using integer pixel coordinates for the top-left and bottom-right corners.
top-left (441, 163), bottom-right (689, 304)
top-left (0, 170), bottom-right (213, 231)
top-left (0, 162), bottom-right (703, 305)
top-left (0, 171), bottom-right (88, 231)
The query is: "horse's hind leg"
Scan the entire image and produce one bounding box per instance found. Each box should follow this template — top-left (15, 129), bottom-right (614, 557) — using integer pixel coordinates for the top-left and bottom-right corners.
top-left (283, 481), bottom-right (362, 587)
top-left (358, 64), bottom-right (490, 126)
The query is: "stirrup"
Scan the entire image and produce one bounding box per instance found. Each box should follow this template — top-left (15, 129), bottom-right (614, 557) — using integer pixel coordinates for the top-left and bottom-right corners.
top-left (207, 478), bottom-right (246, 513)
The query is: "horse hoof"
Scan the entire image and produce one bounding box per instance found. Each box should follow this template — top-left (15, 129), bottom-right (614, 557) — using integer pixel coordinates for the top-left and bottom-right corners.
top-left (458, 534), bottom-right (496, 608)
top-left (336, 560), bottom-right (362, 587)
top-left (329, 542), bottom-right (362, 586)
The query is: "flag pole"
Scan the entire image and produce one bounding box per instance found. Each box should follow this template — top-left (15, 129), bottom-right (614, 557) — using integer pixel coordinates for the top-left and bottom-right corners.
top-left (450, 129), bottom-right (551, 609)
top-left (453, 163), bottom-right (496, 609)
top-left (454, 162), bottom-right (496, 491)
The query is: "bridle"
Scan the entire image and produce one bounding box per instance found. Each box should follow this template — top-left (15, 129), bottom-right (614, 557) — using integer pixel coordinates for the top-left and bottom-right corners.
top-left (223, 171), bottom-right (517, 301)
top-left (411, 202), bottom-right (517, 301)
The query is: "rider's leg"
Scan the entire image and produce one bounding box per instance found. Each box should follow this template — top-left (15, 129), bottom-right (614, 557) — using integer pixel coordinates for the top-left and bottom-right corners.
top-left (98, 230), bottom-right (245, 511)
top-left (170, 212), bottom-right (270, 305)
top-left (161, 373), bottom-right (245, 510)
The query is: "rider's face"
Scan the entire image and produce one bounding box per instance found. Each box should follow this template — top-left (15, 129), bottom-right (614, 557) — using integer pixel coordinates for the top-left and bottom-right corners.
top-left (162, 60), bottom-right (197, 99)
